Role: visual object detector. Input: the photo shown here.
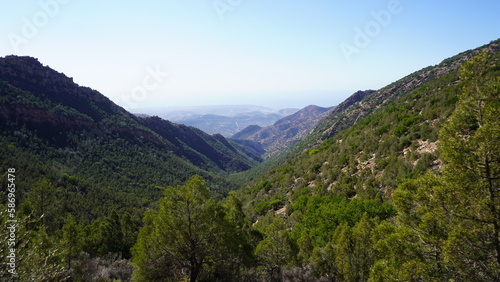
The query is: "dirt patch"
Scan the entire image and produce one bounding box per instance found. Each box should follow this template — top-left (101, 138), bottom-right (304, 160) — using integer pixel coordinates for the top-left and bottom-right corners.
top-left (274, 206), bottom-right (287, 217)
top-left (416, 140), bottom-right (437, 154)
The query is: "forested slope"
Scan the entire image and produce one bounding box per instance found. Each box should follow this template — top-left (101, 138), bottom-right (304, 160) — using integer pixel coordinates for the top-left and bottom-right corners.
top-left (229, 39), bottom-right (500, 281)
top-left (0, 55), bottom-right (262, 280)
top-left (0, 56), bottom-right (262, 191)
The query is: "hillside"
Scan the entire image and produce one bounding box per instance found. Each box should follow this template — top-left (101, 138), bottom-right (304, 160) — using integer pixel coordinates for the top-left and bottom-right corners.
top-left (305, 50), bottom-right (490, 146)
top-left (233, 39), bottom-right (500, 280)
top-left (0, 56), bottom-right (261, 219)
top-left (242, 38), bottom-right (500, 207)
top-left (232, 104), bottom-right (335, 159)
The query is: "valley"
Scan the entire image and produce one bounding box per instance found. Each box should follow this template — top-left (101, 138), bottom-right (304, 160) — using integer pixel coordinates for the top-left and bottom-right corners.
top-left (0, 39), bottom-right (499, 281)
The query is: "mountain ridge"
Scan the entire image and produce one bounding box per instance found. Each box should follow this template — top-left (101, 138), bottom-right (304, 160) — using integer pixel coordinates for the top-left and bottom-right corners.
top-left (0, 55), bottom-right (262, 197)
top-left (232, 104), bottom-right (335, 158)
top-left (228, 38), bottom-right (500, 282)
top-left (239, 38), bottom-right (500, 206)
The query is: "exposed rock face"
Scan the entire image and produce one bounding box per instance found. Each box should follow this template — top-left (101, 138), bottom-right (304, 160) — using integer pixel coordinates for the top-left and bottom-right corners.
top-left (311, 90), bottom-right (376, 141)
top-left (232, 105), bottom-right (334, 158)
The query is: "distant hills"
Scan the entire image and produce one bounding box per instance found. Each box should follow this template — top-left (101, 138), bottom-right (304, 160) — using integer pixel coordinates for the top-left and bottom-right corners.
top-left (133, 105), bottom-right (299, 137)
top-left (232, 104), bottom-right (336, 158)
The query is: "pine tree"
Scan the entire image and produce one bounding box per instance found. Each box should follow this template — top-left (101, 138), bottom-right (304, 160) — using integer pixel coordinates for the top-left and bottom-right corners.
top-left (132, 176), bottom-right (242, 282)
top-left (21, 178), bottom-right (59, 231)
top-left (330, 215), bottom-right (376, 282)
top-left (120, 212), bottom-right (136, 259)
top-left (60, 214), bottom-right (83, 269)
top-left (255, 215), bottom-right (294, 281)
top-left (437, 51), bottom-right (500, 280)
top-left (387, 172), bottom-right (450, 280)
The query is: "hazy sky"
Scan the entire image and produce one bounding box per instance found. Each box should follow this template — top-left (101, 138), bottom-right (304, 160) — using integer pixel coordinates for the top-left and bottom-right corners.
top-left (1, 0), bottom-right (499, 109)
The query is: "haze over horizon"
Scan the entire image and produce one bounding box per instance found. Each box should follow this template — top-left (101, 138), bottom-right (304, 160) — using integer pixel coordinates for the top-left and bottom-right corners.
top-left (1, 0), bottom-right (499, 109)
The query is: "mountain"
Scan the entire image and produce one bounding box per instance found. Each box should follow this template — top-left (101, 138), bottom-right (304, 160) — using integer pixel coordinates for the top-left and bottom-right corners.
top-left (1, 39), bottom-right (499, 281)
top-left (232, 104), bottom-right (335, 158)
top-left (240, 38), bottom-right (500, 214)
top-left (307, 55), bottom-right (480, 145)
top-left (242, 40), bottom-right (500, 203)
top-left (0, 55), bottom-right (261, 217)
top-left (229, 38), bottom-right (500, 281)
top-left (134, 105), bottom-right (299, 137)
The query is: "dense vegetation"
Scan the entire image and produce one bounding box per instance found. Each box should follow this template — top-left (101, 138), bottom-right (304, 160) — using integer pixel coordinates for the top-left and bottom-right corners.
top-left (0, 55), bottom-right (267, 216)
top-left (229, 47), bottom-right (499, 281)
top-left (0, 40), bottom-right (499, 281)
top-left (0, 56), bottom-right (260, 280)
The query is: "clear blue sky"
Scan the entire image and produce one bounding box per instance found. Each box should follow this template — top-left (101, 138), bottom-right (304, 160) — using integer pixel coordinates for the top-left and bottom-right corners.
top-left (1, 0), bottom-right (499, 109)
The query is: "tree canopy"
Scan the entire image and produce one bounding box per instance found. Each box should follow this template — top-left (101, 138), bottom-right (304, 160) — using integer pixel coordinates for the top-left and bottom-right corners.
top-left (132, 175), bottom-right (251, 282)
